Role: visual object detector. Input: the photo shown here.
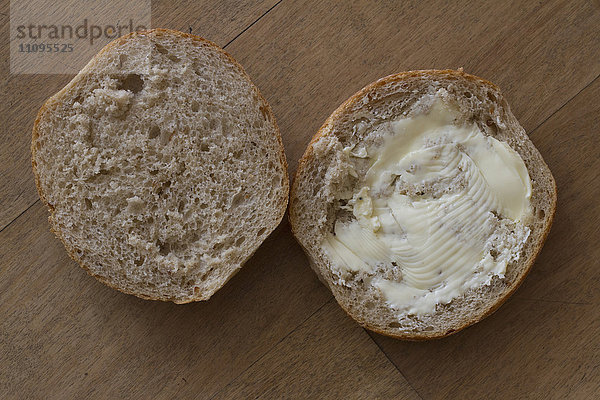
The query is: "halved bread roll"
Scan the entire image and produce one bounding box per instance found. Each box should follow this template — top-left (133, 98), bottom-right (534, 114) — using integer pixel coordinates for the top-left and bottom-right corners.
top-left (32, 29), bottom-right (288, 303)
top-left (290, 70), bottom-right (556, 339)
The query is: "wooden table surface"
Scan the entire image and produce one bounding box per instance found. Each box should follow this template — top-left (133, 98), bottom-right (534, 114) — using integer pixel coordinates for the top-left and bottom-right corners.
top-left (1, 1), bottom-right (599, 399)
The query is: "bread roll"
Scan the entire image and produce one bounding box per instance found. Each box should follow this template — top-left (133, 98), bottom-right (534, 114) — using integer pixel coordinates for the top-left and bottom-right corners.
top-left (32, 29), bottom-right (288, 303)
top-left (290, 70), bottom-right (556, 339)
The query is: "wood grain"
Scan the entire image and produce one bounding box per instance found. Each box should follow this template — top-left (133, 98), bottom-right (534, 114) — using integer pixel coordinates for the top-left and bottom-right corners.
top-left (1, 0), bottom-right (599, 398)
top-left (370, 76), bottom-right (600, 400)
top-left (212, 301), bottom-right (420, 400)
top-left (371, 298), bottom-right (599, 399)
top-left (225, 0), bottom-right (600, 172)
top-left (0, 0), bottom-right (277, 230)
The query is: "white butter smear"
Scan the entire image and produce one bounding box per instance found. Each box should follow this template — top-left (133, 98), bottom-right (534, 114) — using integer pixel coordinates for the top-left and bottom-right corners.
top-left (322, 98), bottom-right (532, 316)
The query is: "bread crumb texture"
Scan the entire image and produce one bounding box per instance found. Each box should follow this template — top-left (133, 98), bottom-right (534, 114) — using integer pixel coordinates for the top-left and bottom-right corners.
top-left (32, 29), bottom-right (288, 303)
top-left (290, 70), bottom-right (556, 339)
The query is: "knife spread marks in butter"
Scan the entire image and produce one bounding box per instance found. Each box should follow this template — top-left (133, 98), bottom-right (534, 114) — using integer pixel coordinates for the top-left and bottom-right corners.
top-left (322, 97), bottom-right (532, 316)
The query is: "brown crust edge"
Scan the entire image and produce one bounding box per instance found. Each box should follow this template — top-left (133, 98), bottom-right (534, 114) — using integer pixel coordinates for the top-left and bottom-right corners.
top-left (31, 28), bottom-right (289, 304)
top-left (289, 69), bottom-right (558, 340)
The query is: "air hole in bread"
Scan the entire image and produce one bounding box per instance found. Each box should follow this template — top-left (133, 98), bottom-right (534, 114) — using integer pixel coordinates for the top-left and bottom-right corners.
top-left (257, 227), bottom-right (267, 237)
top-left (117, 74), bottom-right (144, 93)
top-left (168, 54), bottom-right (180, 63)
top-left (271, 175), bottom-right (279, 187)
top-left (156, 180), bottom-right (171, 197)
top-left (155, 43), bottom-right (168, 54)
top-left (213, 242), bottom-right (224, 251)
top-left (388, 322), bottom-right (401, 328)
top-left (134, 256), bottom-right (145, 266)
top-left (537, 208), bottom-right (545, 219)
top-left (148, 126), bottom-right (161, 139)
top-left (464, 91), bottom-right (472, 98)
top-left (178, 199), bottom-right (185, 213)
top-left (231, 192), bottom-right (244, 207)
top-left (235, 236), bottom-right (246, 246)
top-left (487, 91), bottom-right (497, 102)
top-left (191, 100), bottom-right (200, 112)
top-left (486, 118), bottom-right (498, 135)
top-left (200, 142), bottom-right (210, 152)
top-left (84, 198), bottom-right (92, 209)
top-left (489, 249), bottom-right (499, 261)
top-left (157, 240), bottom-right (170, 256)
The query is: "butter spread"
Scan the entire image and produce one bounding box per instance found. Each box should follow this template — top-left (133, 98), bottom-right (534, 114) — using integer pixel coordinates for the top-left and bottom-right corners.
top-left (322, 98), bottom-right (532, 315)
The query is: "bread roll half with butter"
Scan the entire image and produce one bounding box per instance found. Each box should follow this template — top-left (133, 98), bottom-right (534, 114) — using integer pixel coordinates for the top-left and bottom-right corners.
top-left (32, 29), bottom-right (288, 303)
top-left (290, 70), bottom-right (556, 339)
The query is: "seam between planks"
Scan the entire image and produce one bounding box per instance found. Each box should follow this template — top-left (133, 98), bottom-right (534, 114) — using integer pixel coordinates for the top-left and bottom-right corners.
top-left (528, 73), bottom-right (600, 138)
top-left (0, 199), bottom-right (39, 234)
top-left (223, 0), bottom-right (283, 49)
top-left (207, 296), bottom-right (335, 400)
top-left (364, 330), bottom-right (425, 400)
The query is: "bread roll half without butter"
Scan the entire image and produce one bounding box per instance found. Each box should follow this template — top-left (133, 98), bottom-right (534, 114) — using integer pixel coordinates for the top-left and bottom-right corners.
top-left (32, 29), bottom-right (288, 303)
top-left (290, 70), bottom-right (556, 339)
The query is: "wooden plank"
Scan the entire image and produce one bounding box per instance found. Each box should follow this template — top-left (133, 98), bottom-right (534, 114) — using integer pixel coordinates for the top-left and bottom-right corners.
top-left (212, 301), bottom-right (421, 400)
top-left (0, 203), bottom-right (331, 399)
top-left (225, 0), bottom-right (600, 171)
top-left (370, 77), bottom-right (600, 399)
top-left (0, 0), bottom-right (278, 230)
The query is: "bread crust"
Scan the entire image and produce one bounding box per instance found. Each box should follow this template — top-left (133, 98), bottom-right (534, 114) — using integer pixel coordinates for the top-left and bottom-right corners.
top-left (289, 69), bottom-right (557, 339)
top-left (32, 28), bottom-right (288, 303)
